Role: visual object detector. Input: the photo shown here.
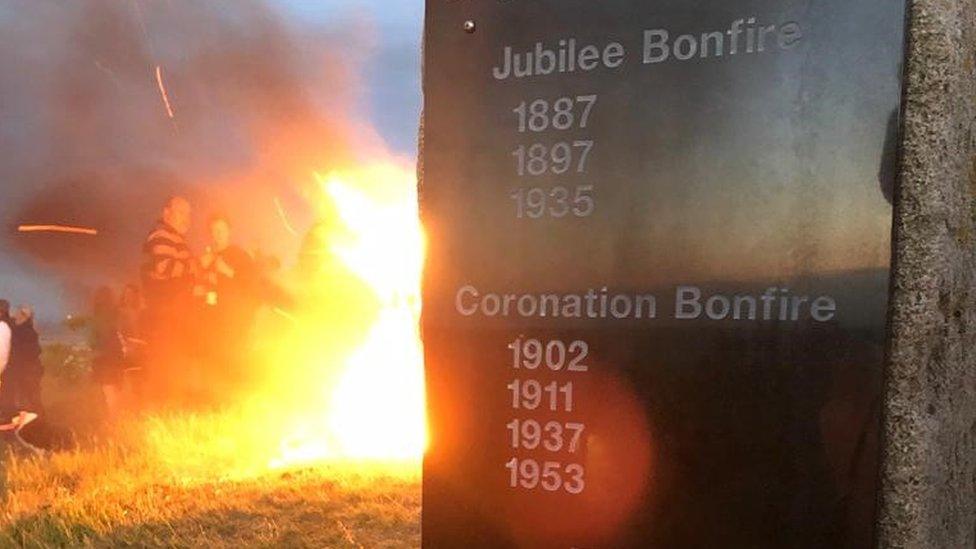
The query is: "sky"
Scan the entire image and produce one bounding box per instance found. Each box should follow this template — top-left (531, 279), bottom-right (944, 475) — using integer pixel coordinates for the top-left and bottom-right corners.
top-left (275, 0), bottom-right (423, 152)
top-left (0, 0), bottom-right (424, 323)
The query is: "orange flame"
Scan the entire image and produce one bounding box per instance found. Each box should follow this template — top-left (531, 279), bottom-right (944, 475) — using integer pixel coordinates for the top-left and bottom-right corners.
top-left (133, 161), bottom-right (426, 480)
top-left (271, 164), bottom-right (426, 466)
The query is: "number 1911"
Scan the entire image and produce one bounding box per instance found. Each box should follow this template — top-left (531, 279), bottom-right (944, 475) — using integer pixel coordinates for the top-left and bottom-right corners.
top-left (508, 379), bottom-right (574, 412)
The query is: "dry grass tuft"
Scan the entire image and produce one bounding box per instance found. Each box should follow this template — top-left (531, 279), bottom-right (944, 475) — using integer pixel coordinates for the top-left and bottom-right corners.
top-left (0, 344), bottom-right (421, 548)
top-left (0, 427), bottom-right (420, 548)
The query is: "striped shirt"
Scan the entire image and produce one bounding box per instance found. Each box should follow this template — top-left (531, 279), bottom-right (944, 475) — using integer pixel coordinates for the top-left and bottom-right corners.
top-left (141, 221), bottom-right (195, 299)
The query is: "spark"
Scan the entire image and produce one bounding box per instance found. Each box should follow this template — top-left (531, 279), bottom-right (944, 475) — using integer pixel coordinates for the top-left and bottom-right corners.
top-left (272, 307), bottom-right (299, 325)
top-left (274, 196), bottom-right (299, 236)
top-left (131, 0), bottom-right (154, 52)
top-left (155, 65), bottom-right (175, 119)
top-left (17, 224), bottom-right (99, 236)
top-left (94, 60), bottom-right (123, 91)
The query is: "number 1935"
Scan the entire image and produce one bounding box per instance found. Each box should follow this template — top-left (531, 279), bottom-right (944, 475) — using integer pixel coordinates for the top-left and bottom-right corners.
top-left (510, 185), bottom-right (594, 219)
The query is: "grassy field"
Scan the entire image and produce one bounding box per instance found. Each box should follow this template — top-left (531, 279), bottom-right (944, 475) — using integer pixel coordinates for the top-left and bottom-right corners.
top-left (0, 344), bottom-right (421, 548)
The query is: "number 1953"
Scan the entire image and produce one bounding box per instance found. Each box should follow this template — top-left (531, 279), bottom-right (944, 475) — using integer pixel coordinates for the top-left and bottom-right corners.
top-left (505, 458), bottom-right (585, 494)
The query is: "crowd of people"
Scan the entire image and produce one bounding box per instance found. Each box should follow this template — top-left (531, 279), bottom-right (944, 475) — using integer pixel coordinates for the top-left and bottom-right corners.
top-left (132, 196), bottom-right (275, 408)
top-left (0, 195), bottom-right (295, 448)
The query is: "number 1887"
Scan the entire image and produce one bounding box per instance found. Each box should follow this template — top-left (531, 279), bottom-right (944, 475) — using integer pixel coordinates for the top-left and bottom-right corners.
top-left (513, 95), bottom-right (598, 133)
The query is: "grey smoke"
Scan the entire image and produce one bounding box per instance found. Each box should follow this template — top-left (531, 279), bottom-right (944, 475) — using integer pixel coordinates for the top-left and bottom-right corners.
top-left (0, 0), bottom-right (370, 309)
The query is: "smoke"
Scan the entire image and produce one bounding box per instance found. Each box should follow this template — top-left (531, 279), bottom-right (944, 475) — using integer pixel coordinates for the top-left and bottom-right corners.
top-left (0, 0), bottom-right (380, 304)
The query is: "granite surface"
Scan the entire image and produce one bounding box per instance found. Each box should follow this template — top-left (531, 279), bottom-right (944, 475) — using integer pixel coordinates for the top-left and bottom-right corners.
top-left (878, 0), bottom-right (976, 546)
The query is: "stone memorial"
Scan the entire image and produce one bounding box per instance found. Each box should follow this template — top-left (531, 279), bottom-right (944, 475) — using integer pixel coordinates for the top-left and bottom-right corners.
top-left (420, 0), bottom-right (975, 547)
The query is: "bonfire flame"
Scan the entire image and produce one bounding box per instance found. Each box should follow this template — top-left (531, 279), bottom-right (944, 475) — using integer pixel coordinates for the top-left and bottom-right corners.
top-left (269, 162), bottom-right (426, 468)
top-left (136, 162), bottom-right (425, 481)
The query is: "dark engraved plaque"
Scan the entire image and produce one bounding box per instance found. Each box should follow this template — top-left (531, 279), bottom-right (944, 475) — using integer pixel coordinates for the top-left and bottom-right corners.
top-left (421, 1), bottom-right (906, 547)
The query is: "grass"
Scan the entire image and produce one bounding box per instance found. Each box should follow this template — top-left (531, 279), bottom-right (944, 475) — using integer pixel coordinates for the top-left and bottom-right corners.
top-left (0, 455), bottom-right (420, 548)
top-left (0, 344), bottom-right (421, 548)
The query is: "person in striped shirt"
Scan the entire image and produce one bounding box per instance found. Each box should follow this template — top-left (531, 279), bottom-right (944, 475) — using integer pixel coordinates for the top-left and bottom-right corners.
top-left (142, 196), bottom-right (195, 304)
top-left (140, 196), bottom-right (196, 404)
